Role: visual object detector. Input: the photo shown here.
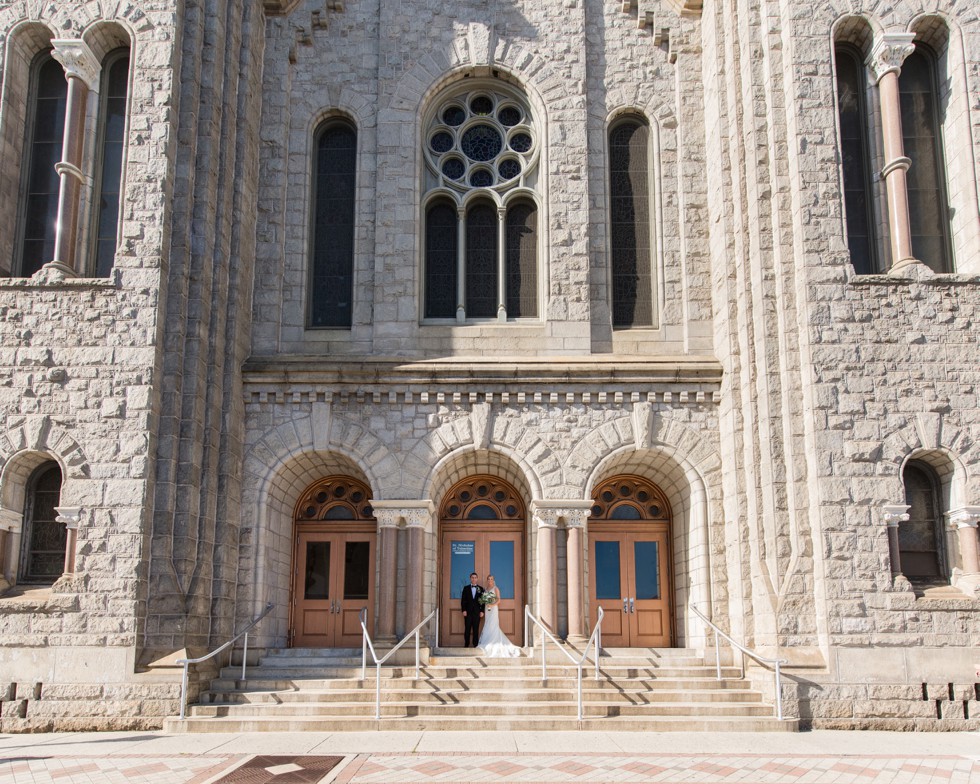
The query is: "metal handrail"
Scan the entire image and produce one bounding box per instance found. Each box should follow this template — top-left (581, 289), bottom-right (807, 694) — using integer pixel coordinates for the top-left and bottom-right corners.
top-left (523, 605), bottom-right (604, 720)
top-left (689, 604), bottom-right (788, 720)
top-left (359, 608), bottom-right (438, 720)
top-left (176, 602), bottom-right (275, 720)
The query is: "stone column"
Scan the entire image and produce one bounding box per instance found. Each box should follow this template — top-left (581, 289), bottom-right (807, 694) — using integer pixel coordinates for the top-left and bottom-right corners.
top-left (371, 501), bottom-right (435, 642)
top-left (563, 503), bottom-right (593, 643)
top-left (0, 507), bottom-right (23, 593)
top-left (48, 40), bottom-right (100, 278)
top-left (867, 34), bottom-right (918, 274)
top-left (530, 502), bottom-right (560, 634)
top-left (372, 508), bottom-right (400, 644)
top-left (55, 507), bottom-right (82, 575)
top-left (882, 504), bottom-right (910, 578)
top-left (947, 507), bottom-right (980, 575)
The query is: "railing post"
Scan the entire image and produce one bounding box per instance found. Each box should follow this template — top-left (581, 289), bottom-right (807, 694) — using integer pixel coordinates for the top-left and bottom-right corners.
top-left (577, 664), bottom-right (583, 720)
top-left (775, 661), bottom-right (783, 720)
top-left (241, 633), bottom-right (249, 681)
top-left (179, 662), bottom-right (189, 720)
top-left (415, 629), bottom-right (420, 681)
top-left (714, 629), bottom-right (721, 680)
top-left (524, 606), bottom-right (529, 651)
top-left (540, 631), bottom-right (547, 682)
top-left (375, 661), bottom-right (382, 720)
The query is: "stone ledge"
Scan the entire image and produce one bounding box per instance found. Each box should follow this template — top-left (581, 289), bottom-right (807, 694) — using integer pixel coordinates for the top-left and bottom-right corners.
top-left (0, 277), bottom-right (117, 291)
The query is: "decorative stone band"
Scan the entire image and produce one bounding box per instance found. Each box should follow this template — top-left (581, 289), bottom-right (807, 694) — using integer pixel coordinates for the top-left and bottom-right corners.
top-left (54, 506), bottom-right (83, 529)
top-left (371, 500), bottom-right (436, 531)
top-left (881, 156), bottom-right (911, 178)
top-left (51, 39), bottom-right (101, 92)
top-left (881, 504), bottom-right (910, 527)
top-left (946, 506), bottom-right (980, 530)
top-left (530, 500), bottom-right (593, 529)
top-left (55, 161), bottom-right (89, 186)
top-left (247, 388), bottom-right (721, 406)
top-left (867, 33), bottom-right (916, 83)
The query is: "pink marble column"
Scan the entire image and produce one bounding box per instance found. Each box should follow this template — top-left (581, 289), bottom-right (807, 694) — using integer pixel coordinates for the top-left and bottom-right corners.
top-left (867, 34), bottom-right (918, 274)
top-left (55, 506), bottom-right (82, 575)
top-left (882, 504), bottom-right (910, 578)
top-left (564, 505), bottom-right (593, 641)
top-left (49, 40), bottom-right (100, 278)
top-left (948, 508), bottom-right (980, 575)
top-left (531, 504), bottom-right (559, 634)
top-left (0, 508), bottom-right (22, 592)
top-left (373, 509), bottom-right (400, 644)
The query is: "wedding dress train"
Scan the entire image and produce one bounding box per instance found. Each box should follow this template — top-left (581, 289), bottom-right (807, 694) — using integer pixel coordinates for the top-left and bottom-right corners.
top-left (478, 600), bottom-right (522, 657)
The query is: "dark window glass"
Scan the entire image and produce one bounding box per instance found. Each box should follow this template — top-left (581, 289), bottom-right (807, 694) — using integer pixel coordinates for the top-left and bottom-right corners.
top-left (594, 540), bottom-right (622, 600)
top-left (505, 201), bottom-right (537, 318)
top-left (466, 504), bottom-right (498, 520)
top-left (900, 462), bottom-right (945, 580)
top-left (835, 46), bottom-right (878, 274)
top-left (310, 122), bottom-right (357, 327)
top-left (425, 200), bottom-right (458, 318)
top-left (609, 120), bottom-right (653, 328)
top-left (19, 56), bottom-right (67, 277)
top-left (20, 463), bottom-right (65, 583)
top-left (610, 504), bottom-right (642, 520)
top-left (488, 540), bottom-right (515, 599)
top-left (633, 540), bottom-right (661, 600)
top-left (900, 49), bottom-right (952, 273)
top-left (343, 541), bottom-right (371, 600)
top-left (465, 201), bottom-right (498, 318)
top-left (304, 541), bottom-right (331, 600)
top-left (92, 52), bottom-right (130, 277)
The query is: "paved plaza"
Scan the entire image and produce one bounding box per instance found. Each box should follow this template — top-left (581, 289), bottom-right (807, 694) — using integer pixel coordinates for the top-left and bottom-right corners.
top-left (0, 730), bottom-right (977, 784)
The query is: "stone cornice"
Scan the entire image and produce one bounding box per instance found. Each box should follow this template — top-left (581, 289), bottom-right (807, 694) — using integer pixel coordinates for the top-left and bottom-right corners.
top-left (371, 500), bottom-right (436, 531)
top-left (530, 500), bottom-right (593, 529)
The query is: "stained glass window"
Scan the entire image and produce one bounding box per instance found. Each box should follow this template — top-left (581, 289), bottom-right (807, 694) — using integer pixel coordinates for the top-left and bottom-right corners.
top-left (425, 200), bottom-right (458, 318)
top-left (20, 463), bottom-right (65, 583)
top-left (609, 119), bottom-right (653, 328)
top-left (900, 462), bottom-right (945, 580)
top-left (93, 51), bottom-right (130, 278)
top-left (506, 201), bottom-right (537, 318)
top-left (310, 120), bottom-right (357, 327)
top-left (465, 202), bottom-right (498, 318)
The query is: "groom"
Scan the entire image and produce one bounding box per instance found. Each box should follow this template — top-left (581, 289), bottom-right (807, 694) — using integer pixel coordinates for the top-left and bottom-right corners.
top-left (460, 572), bottom-right (485, 648)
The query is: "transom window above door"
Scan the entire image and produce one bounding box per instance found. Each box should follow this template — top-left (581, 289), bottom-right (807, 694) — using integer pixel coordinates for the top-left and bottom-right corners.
top-left (422, 82), bottom-right (540, 323)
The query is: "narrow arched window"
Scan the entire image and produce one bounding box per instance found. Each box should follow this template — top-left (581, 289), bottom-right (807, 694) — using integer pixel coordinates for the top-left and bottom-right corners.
top-left (900, 461), bottom-right (946, 581)
top-left (609, 118), bottom-right (653, 328)
top-left (17, 54), bottom-right (67, 277)
top-left (465, 201), bottom-right (498, 319)
top-left (835, 45), bottom-right (878, 274)
top-left (899, 48), bottom-right (952, 274)
top-left (92, 49), bottom-right (130, 277)
top-left (424, 200), bottom-right (458, 319)
top-left (505, 200), bottom-right (537, 318)
top-left (309, 120), bottom-right (357, 328)
top-left (19, 462), bottom-right (65, 583)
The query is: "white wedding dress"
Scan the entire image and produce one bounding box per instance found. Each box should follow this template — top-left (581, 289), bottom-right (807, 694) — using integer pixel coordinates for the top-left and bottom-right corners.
top-left (477, 592), bottom-right (522, 657)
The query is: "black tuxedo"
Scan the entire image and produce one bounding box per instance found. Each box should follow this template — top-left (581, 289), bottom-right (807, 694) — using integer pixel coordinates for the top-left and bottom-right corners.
top-left (460, 583), bottom-right (484, 647)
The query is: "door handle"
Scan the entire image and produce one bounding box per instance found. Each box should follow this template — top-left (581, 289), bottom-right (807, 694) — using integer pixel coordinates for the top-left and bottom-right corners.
top-left (629, 597), bottom-right (635, 614)
top-left (623, 598), bottom-right (629, 614)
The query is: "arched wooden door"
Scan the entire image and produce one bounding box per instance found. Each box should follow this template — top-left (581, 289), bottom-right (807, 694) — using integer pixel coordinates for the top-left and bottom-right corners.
top-left (439, 476), bottom-right (525, 647)
top-left (588, 476), bottom-right (673, 647)
top-left (289, 476), bottom-right (376, 648)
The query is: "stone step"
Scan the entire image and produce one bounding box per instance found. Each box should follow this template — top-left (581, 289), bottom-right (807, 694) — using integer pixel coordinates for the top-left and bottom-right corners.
top-left (222, 665), bottom-right (742, 679)
top-left (208, 675), bottom-right (747, 691)
top-left (186, 700), bottom-right (777, 719)
top-left (165, 715), bottom-right (798, 733)
top-left (201, 686), bottom-right (764, 705)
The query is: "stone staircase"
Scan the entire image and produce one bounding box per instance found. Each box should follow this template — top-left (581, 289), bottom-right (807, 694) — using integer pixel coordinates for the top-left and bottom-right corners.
top-left (164, 647), bottom-right (798, 732)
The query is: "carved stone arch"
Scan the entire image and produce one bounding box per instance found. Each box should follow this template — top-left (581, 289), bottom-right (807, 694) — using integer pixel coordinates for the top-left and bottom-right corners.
top-left (0, 418), bottom-right (90, 483)
top-left (82, 19), bottom-right (135, 62)
top-left (424, 447), bottom-right (541, 509)
top-left (831, 13), bottom-right (880, 56)
top-left (882, 417), bottom-right (977, 506)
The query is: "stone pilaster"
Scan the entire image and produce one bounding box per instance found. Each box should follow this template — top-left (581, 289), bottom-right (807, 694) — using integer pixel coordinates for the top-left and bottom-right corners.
top-left (0, 507), bottom-right (23, 593)
top-left (561, 503), bottom-right (593, 642)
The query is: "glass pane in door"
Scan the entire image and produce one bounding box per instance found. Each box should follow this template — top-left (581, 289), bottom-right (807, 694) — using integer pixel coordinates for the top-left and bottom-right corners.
top-left (450, 540), bottom-right (476, 598)
top-left (594, 540), bottom-right (622, 599)
top-left (304, 541), bottom-right (330, 600)
top-left (343, 541), bottom-right (371, 599)
top-left (633, 540), bottom-right (660, 599)
top-left (489, 539), bottom-right (515, 598)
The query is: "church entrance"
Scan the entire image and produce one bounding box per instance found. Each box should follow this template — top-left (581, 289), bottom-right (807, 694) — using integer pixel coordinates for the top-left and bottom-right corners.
top-left (289, 477), bottom-right (376, 648)
top-left (588, 476), bottom-right (673, 647)
top-left (438, 476), bottom-right (525, 647)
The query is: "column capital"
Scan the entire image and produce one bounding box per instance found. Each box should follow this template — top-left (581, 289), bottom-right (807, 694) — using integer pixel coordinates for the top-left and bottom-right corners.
top-left (51, 39), bottom-right (101, 91)
top-left (946, 506), bottom-right (980, 530)
top-left (371, 500), bottom-right (436, 531)
top-left (867, 33), bottom-right (916, 83)
top-left (530, 500), bottom-right (593, 529)
top-left (882, 504), bottom-right (910, 528)
top-left (55, 506), bottom-right (83, 530)
top-left (0, 508), bottom-right (22, 533)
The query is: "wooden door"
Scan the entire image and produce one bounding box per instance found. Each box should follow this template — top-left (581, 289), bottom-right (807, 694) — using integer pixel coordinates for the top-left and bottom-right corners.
top-left (292, 531), bottom-right (375, 647)
top-left (588, 476), bottom-right (673, 647)
top-left (437, 476), bottom-right (526, 648)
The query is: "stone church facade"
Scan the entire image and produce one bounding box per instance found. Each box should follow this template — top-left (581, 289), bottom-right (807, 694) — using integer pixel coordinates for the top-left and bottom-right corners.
top-left (0, 0), bottom-right (977, 730)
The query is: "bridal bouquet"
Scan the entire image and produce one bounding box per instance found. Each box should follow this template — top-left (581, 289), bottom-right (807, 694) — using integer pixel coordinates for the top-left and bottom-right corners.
top-left (478, 590), bottom-right (497, 606)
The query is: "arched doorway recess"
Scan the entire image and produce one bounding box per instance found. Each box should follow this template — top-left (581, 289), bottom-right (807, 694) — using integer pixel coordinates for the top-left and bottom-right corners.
top-left (290, 476), bottom-right (376, 647)
top-left (589, 475), bottom-right (673, 647)
top-left (439, 476), bottom-right (525, 647)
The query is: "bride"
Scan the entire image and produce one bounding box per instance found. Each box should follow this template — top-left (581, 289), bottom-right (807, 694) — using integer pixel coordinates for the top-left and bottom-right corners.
top-left (477, 575), bottom-right (522, 657)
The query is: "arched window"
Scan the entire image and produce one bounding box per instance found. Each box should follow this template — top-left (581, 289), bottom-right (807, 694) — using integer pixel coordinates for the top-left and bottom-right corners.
top-left (900, 461), bottom-right (946, 581)
top-left (422, 85), bottom-right (539, 322)
top-left (899, 47), bottom-right (952, 274)
top-left (609, 118), bottom-right (653, 328)
top-left (309, 119), bottom-right (357, 328)
top-left (19, 462), bottom-right (65, 583)
top-left (91, 49), bottom-right (130, 277)
top-left (834, 44), bottom-right (878, 274)
top-left (17, 53), bottom-right (67, 277)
